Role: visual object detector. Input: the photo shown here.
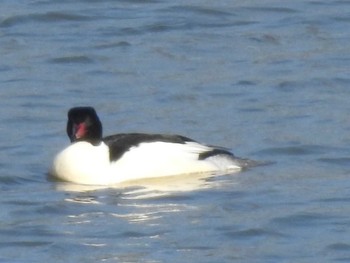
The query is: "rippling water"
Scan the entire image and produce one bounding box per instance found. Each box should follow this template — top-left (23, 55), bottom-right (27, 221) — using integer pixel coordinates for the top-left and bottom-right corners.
top-left (1, 0), bottom-right (350, 262)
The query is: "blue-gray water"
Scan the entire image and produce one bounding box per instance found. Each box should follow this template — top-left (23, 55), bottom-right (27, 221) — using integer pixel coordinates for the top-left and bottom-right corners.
top-left (1, 0), bottom-right (350, 262)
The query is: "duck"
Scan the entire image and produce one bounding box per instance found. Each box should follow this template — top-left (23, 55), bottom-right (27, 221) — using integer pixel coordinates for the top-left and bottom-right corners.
top-left (50, 107), bottom-right (253, 185)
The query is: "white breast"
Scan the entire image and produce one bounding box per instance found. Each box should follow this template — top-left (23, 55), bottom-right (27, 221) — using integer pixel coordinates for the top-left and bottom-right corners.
top-left (51, 142), bottom-right (111, 185)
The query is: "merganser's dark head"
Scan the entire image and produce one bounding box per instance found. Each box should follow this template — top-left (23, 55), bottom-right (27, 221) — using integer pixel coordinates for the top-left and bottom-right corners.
top-left (66, 107), bottom-right (102, 145)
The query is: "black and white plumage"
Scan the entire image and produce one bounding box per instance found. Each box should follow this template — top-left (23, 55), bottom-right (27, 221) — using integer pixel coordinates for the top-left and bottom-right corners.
top-left (51, 107), bottom-right (252, 185)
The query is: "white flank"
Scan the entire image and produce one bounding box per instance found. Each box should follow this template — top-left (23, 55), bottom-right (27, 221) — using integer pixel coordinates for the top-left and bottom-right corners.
top-left (51, 141), bottom-right (241, 185)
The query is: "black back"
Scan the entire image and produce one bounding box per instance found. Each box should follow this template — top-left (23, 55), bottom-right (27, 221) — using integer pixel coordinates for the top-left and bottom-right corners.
top-left (103, 133), bottom-right (195, 161)
top-left (103, 133), bottom-right (234, 162)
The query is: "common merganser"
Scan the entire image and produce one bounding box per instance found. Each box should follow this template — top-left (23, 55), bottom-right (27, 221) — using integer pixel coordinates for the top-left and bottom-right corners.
top-left (50, 107), bottom-right (252, 185)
